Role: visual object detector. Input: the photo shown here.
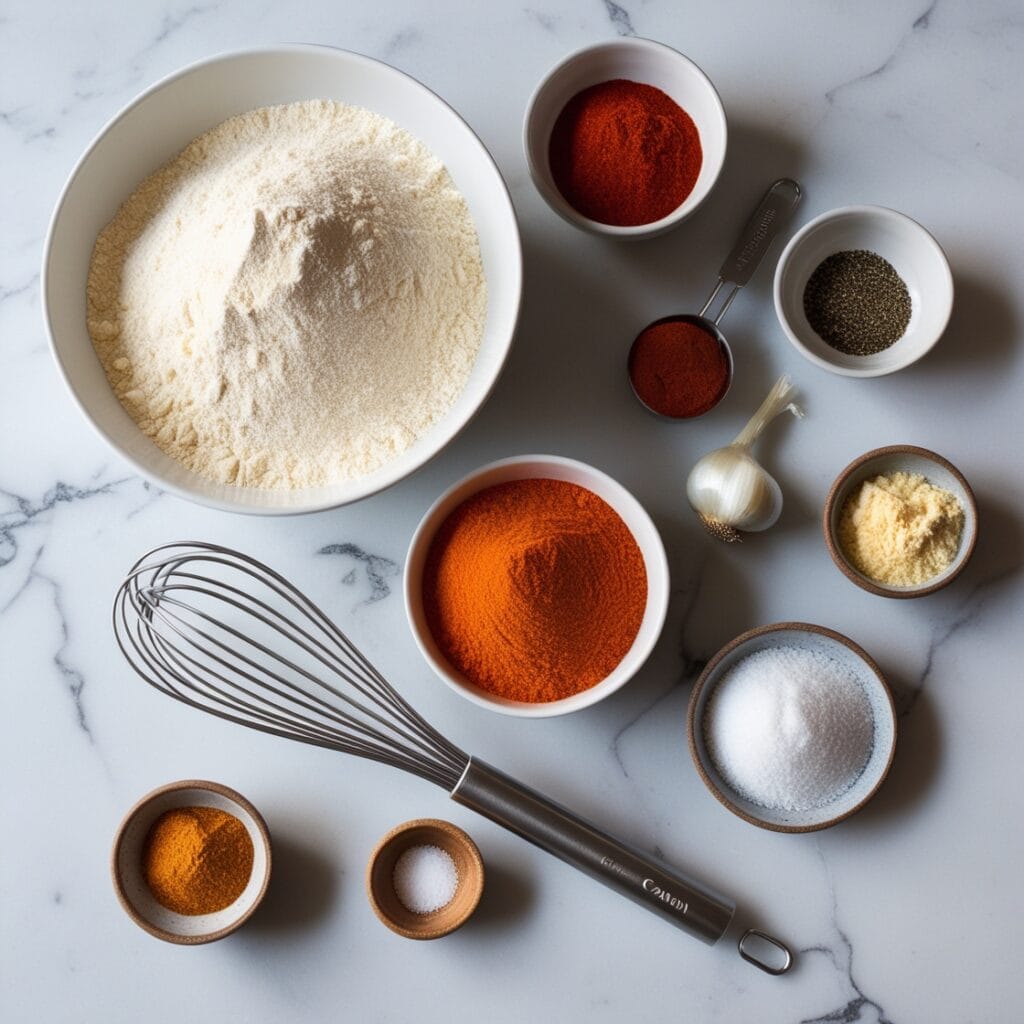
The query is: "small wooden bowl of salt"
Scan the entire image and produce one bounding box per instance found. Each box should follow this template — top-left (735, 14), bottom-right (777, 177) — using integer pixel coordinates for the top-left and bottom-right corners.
top-left (366, 819), bottom-right (484, 939)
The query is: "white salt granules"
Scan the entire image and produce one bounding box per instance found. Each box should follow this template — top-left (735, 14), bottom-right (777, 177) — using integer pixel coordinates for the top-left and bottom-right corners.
top-left (704, 646), bottom-right (875, 812)
top-left (87, 100), bottom-right (486, 489)
top-left (393, 844), bottom-right (459, 914)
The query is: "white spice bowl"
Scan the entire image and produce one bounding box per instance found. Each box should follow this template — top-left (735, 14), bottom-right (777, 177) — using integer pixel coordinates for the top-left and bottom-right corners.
top-left (366, 818), bottom-right (484, 940)
top-left (523, 38), bottom-right (727, 238)
top-left (110, 779), bottom-right (272, 944)
top-left (687, 623), bottom-right (897, 833)
top-left (773, 205), bottom-right (953, 376)
top-left (823, 445), bottom-right (978, 598)
top-left (42, 44), bottom-right (522, 515)
top-left (404, 454), bottom-right (670, 718)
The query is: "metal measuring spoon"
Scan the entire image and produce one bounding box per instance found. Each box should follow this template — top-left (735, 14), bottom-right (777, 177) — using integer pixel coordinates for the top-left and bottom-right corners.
top-left (628, 178), bottom-right (803, 419)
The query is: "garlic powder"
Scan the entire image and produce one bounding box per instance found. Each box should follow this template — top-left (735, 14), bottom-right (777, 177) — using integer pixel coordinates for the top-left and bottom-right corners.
top-left (838, 471), bottom-right (964, 586)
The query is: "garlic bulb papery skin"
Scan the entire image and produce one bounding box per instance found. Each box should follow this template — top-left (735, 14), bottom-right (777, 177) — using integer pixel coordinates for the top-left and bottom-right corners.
top-left (686, 375), bottom-right (803, 543)
top-left (687, 447), bottom-right (784, 540)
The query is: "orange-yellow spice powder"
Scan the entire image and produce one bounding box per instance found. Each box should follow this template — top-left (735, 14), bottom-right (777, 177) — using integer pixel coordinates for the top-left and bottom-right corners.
top-left (141, 806), bottom-right (254, 915)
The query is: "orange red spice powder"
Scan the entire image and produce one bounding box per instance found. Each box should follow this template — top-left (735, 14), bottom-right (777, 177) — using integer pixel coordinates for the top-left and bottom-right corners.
top-left (548, 78), bottom-right (702, 226)
top-left (422, 479), bottom-right (647, 703)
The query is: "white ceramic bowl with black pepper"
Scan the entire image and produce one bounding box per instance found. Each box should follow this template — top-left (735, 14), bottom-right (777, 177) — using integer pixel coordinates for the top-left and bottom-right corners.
top-left (111, 779), bottom-right (271, 944)
top-left (404, 454), bottom-right (670, 718)
top-left (773, 205), bottom-right (953, 376)
top-left (42, 45), bottom-right (522, 515)
top-left (523, 38), bottom-right (727, 238)
top-left (688, 623), bottom-right (897, 833)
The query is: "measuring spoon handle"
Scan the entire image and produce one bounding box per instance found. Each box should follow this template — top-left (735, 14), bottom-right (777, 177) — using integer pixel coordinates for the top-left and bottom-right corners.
top-left (718, 178), bottom-right (802, 287)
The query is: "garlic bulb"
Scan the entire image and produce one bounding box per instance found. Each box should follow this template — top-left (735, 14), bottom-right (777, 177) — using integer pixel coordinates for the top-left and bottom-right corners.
top-left (686, 376), bottom-right (803, 542)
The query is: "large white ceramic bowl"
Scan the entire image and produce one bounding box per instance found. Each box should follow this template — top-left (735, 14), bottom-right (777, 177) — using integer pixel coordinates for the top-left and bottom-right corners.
top-left (773, 205), bottom-right (952, 377)
top-left (523, 38), bottom-right (727, 239)
top-left (404, 455), bottom-right (670, 718)
top-left (42, 45), bottom-right (522, 515)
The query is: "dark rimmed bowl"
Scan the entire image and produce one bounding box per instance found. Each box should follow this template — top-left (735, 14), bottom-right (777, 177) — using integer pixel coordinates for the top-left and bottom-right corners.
top-left (111, 779), bottom-right (272, 944)
top-left (823, 445), bottom-right (977, 598)
top-left (687, 623), bottom-right (897, 833)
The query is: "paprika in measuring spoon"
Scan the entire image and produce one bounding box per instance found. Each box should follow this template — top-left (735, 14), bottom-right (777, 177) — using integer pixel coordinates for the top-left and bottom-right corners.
top-left (628, 179), bottom-right (803, 419)
top-left (629, 318), bottom-right (731, 418)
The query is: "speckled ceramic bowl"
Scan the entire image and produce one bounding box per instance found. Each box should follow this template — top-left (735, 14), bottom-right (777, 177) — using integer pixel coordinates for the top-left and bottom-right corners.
top-left (111, 779), bottom-right (271, 944)
top-left (688, 623), bottom-right (897, 833)
top-left (823, 445), bottom-right (978, 598)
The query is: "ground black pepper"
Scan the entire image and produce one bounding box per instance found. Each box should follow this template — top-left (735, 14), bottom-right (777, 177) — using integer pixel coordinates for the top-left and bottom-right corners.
top-left (803, 249), bottom-right (912, 356)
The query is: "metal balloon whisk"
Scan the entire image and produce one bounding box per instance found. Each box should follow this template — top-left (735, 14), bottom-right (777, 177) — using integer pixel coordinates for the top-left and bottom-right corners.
top-left (114, 542), bottom-right (791, 975)
top-left (115, 541), bottom-right (467, 790)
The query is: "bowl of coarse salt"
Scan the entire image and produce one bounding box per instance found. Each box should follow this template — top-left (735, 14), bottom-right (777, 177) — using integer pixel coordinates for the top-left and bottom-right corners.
top-left (687, 623), bottom-right (897, 833)
top-left (43, 45), bottom-right (522, 514)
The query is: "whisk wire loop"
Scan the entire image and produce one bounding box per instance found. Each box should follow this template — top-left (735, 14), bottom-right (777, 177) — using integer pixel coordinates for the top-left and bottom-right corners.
top-left (113, 542), bottom-right (467, 789)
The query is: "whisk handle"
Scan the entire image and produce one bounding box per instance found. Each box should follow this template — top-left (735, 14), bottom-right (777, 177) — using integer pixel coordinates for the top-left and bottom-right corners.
top-left (451, 758), bottom-right (735, 945)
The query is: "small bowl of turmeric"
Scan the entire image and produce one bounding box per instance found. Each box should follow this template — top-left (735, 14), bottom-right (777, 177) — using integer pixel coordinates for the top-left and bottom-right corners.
top-left (404, 454), bottom-right (670, 717)
top-left (111, 779), bottom-right (271, 944)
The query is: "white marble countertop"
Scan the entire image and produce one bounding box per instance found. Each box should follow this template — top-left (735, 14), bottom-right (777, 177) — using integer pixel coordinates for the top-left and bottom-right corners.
top-left (3, 1), bottom-right (1022, 1021)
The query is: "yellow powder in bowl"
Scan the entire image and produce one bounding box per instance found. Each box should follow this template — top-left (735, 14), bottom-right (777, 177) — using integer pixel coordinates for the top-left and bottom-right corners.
top-left (838, 471), bottom-right (965, 586)
top-left (141, 806), bottom-right (254, 915)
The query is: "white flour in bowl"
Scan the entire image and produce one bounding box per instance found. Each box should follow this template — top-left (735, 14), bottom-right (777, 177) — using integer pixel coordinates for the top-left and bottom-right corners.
top-left (87, 100), bottom-right (486, 489)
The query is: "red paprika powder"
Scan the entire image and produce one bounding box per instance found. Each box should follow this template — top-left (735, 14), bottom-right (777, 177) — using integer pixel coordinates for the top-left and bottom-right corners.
top-left (548, 79), bottom-right (702, 226)
top-left (422, 479), bottom-right (647, 703)
top-left (628, 319), bottom-right (730, 418)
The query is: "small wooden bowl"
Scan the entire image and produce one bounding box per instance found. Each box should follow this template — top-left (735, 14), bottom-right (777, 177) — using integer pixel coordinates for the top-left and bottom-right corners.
top-left (823, 445), bottom-right (978, 598)
top-left (687, 623), bottom-right (897, 833)
top-left (366, 819), bottom-right (484, 940)
top-left (111, 780), bottom-right (272, 945)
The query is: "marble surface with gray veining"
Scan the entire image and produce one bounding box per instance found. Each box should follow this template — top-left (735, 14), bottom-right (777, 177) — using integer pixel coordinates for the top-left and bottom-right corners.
top-left (2, 1), bottom-right (1022, 1021)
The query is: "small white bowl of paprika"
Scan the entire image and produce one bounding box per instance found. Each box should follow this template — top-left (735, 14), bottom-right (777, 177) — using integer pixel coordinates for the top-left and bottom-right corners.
top-left (404, 455), bottom-right (670, 718)
top-left (524, 38), bottom-right (727, 238)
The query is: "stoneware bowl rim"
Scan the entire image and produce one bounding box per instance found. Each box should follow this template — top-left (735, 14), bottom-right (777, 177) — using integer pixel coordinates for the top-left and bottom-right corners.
top-left (365, 817), bottom-right (484, 940)
top-left (822, 444), bottom-right (978, 598)
top-left (110, 778), bottom-right (272, 944)
top-left (772, 204), bottom-right (954, 378)
top-left (687, 622), bottom-right (898, 834)
top-left (41, 43), bottom-right (522, 515)
top-left (403, 453), bottom-right (671, 718)
top-left (522, 36), bottom-right (727, 239)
